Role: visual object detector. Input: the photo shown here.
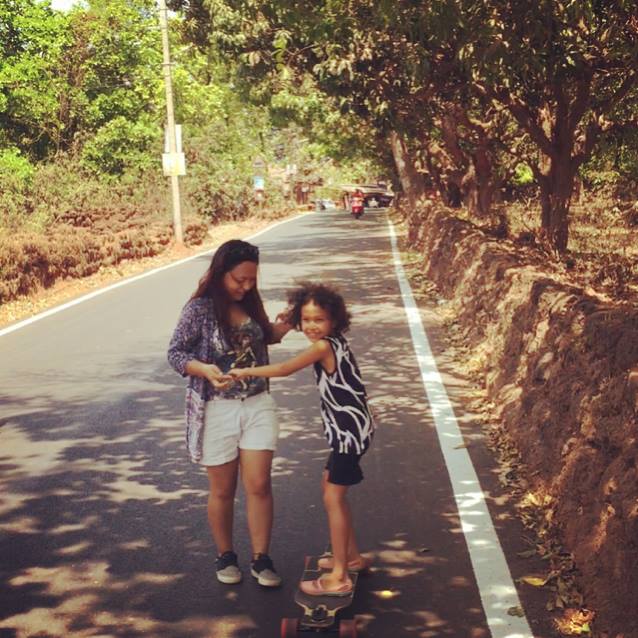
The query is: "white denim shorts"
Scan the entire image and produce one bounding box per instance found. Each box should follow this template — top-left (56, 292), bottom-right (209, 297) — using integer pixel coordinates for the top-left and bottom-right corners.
top-left (200, 392), bottom-right (279, 466)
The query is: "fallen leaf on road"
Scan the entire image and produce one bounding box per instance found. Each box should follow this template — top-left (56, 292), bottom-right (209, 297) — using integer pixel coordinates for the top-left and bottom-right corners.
top-left (519, 575), bottom-right (548, 587)
top-left (554, 608), bottom-right (595, 635)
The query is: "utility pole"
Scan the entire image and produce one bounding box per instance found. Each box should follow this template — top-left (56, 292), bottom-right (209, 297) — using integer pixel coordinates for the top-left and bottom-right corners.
top-left (158, 0), bottom-right (183, 244)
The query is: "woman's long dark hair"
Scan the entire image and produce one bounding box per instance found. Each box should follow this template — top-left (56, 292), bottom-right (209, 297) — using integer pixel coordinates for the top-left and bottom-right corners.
top-left (191, 239), bottom-right (272, 344)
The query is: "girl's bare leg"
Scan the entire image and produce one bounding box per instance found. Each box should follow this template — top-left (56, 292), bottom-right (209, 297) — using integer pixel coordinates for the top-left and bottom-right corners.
top-left (321, 471), bottom-right (363, 565)
top-left (239, 449), bottom-right (274, 557)
top-left (206, 458), bottom-right (240, 553)
top-left (322, 475), bottom-right (353, 586)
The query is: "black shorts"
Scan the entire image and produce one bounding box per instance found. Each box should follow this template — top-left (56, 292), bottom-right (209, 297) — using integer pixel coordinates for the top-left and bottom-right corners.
top-left (325, 451), bottom-right (364, 486)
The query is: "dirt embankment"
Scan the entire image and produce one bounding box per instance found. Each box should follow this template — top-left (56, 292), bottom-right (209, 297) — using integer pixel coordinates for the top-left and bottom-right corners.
top-left (0, 210), bottom-right (299, 329)
top-left (403, 204), bottom-right (638, 636)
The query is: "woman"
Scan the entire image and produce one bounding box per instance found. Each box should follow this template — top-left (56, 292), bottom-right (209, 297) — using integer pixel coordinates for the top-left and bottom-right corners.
top-left (167, 239), bottom-right (291, 587)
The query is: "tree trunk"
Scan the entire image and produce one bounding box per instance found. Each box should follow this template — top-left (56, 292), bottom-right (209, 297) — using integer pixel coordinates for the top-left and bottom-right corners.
top-left (474, 144), bottom-right (498, 216)
top-left (461, 165), bottom-right (482, 214)
top-left (444, 175), bottom-right (463, 207)
top-left (464, 173), bottom-right (498, 217)
top-left (438, 114), bottom-right (467, 208)
top-left (388, 130), bottom-right (426, 208)
top-left (538, 155), bottom-right (577, 252)
top-left (424, 150), bottom-right (444, 197)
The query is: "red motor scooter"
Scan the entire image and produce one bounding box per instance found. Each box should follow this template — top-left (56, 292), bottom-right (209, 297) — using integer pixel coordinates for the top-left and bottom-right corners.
top-left (350, 193), bottom-right (364, 219)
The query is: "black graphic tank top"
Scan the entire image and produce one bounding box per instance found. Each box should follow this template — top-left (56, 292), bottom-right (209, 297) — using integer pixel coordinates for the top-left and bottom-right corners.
top-left (313, 335), bottom-right (375, 454)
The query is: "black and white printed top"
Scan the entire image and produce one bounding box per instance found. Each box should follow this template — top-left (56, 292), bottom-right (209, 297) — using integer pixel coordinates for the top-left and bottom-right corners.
top-left (313, 335), bottom-right (375, 455)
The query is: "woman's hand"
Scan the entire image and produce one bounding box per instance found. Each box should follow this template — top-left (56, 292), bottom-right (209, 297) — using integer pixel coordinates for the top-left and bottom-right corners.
top-left (184, 360), bottom-right (234, 389)
top-left (271, 307), bottom-right (294, 343)
top-left (275, 307), bottom-right (293, 326)
top-left (203, 363), bottom-right (234, 389)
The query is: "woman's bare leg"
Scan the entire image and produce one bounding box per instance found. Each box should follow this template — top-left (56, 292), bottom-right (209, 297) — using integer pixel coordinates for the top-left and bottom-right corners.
top-left (206, 458), bottom-right (239, 553)
top-left (239, 449), bottom-right (274, 557)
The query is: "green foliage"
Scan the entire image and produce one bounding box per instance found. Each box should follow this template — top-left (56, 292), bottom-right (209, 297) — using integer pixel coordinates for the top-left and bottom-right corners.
top-left (7, 154), bottom-right (165, 233)
top-left (81, 115), bottom-right (160, 175)
top-left (204, 0), bottom-right (638, 247)
top-left (0, 0), bottom-right (294, 234)
top-left (513, 163), bottom-right (534, 186)
top-left (0, 147), bottom-right (34, 185)
top-left (183, 140), bottom-right (253, 223)
top-left (0, 0), bottom-right (71, 157)
top-left (0, 0), bottom-right (162, 161)
top-left (581, 124), bottom-right (638, 191)
top-left (73, 0), bottom-right (162, 131)
top-left (172, 63), bottom-right (228, 127)
top-left (4, 0), bottom-right (635, 250)
top-left (1, 0), bottom-right (388, 240)
top-left (0, 147), bottom-right (35, 230)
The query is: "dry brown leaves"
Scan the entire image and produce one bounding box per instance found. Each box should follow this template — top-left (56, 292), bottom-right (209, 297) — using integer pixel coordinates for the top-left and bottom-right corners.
top-left (554, 608), bottom-right (596, 636)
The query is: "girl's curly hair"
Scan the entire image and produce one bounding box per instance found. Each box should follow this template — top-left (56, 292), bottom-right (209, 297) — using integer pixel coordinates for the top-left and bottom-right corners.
top-left (286, 282), bottom-right (351, 335)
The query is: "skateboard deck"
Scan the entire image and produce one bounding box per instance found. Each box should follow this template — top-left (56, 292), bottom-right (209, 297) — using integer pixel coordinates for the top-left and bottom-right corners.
top-left (296, 556), bottom-right (358, 628)
top-left (281, 555), bottom-right (359, 635)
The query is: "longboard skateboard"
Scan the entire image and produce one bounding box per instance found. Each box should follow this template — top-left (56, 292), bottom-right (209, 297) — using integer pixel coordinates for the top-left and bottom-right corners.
top-left (280, 555), bottom-right (359, 636)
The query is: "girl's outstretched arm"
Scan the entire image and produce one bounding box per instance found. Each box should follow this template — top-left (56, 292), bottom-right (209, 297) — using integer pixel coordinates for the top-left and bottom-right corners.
top-left (231, 340), bottom-right (332, 379)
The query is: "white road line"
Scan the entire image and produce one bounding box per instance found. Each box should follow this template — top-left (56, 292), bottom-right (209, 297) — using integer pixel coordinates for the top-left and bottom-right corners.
top-left (388, 219), bottom-right (534, 638)
top-left (0, 213), bottom-right (310, 338)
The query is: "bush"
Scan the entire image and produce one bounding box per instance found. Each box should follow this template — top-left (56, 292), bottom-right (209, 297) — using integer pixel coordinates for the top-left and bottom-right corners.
top-left (0, 113), bottom-right (299, 304)
top-left (0, 223), bottom-right (175, 304)
top-left (27, 156), bottom-right (171, 226)
top-left (0, 148), bottom-right (36, 229)
top-left (81, 115), bottom-right (161, 175)
top-left (0, 148), bottom-right (35, 184)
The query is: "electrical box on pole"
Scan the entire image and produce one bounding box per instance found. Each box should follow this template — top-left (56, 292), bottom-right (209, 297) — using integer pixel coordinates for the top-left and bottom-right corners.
top-left (163, 125), bottom-right (186, 176)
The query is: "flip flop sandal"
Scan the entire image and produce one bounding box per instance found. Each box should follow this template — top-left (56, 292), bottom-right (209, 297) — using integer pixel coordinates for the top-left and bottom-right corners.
top-left (300, 576), bottom-right (353, 597)
top-left (317, 555), bottom-right (372, 572)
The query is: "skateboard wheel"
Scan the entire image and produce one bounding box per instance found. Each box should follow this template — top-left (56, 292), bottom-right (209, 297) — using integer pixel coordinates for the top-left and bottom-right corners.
top-left (339, 619), bottom-right (357, 637)
top-left (280, 617), bottom-right (299, 637)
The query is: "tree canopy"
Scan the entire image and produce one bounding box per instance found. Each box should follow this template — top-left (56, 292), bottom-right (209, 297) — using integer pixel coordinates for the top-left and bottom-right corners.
top-left (0, 0), bottom-right (374, 232)
top-left (2, 0), bottom-right (638, 251)
top-left (192, 0), bottom-right (638, 250)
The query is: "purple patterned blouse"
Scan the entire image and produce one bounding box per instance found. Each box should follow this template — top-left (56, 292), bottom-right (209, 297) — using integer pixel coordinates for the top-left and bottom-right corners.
top-left (167, 297), bottom-right (270, 462)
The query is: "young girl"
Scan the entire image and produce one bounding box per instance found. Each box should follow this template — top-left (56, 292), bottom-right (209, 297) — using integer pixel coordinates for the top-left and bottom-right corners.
top-left (230, 282), bottom-right (375, 596)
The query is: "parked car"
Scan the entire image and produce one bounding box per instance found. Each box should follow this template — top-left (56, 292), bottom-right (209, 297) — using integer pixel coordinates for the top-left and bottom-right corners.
top-left (315, 198), bottom-right (337, 211)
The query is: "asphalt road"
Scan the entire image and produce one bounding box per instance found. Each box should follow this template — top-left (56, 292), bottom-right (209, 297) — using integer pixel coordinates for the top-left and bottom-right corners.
top-left (0, 209), bottom-right (546, 638)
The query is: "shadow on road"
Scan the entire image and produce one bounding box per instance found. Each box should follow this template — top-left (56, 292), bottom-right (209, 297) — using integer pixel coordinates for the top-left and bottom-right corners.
top-left (0, 210), bottom-right (539, 637)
